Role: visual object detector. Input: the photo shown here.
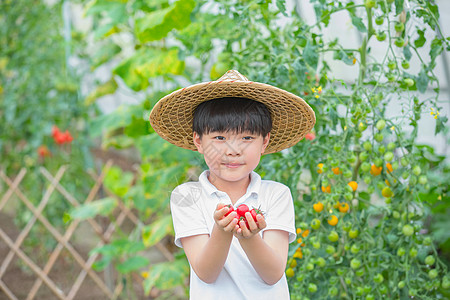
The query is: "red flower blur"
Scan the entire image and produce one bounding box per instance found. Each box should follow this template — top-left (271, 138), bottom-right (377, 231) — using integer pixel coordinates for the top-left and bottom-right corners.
top-left (52, 125), bottom-right (74, 144)
top-left (305, 132), bottom-right (316, 141)
top-left (37, 145), bottom-right (51, 157)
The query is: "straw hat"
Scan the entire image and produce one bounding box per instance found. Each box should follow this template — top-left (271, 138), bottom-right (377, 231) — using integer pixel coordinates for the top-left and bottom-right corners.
top-left (149, 70), bottom-right (316, 154)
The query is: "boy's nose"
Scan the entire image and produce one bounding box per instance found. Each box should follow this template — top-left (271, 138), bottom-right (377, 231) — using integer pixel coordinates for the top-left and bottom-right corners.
top-left (225, 140), bottom-right (242, 156)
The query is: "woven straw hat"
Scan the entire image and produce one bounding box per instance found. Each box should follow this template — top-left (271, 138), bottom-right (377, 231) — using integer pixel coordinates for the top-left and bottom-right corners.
top-left (149, 70), bottom-right (316, 154)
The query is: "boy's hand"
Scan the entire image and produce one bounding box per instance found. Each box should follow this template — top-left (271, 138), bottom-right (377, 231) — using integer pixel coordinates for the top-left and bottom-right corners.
top-left (214, 203), bottom-right (239, 233)
top-left (234, 212), bottom-right (266, 239)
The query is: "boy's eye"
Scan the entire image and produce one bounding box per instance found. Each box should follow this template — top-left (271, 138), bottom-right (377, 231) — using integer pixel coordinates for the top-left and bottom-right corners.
top-left (243, 136), bottom-right (254, 140)
top-left (214, 136), bottom-right (226, 140)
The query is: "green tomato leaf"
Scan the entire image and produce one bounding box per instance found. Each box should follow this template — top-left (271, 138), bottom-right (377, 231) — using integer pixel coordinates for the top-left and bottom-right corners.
top-left (114, 48), bottom-right (184, 91)
top-left (113, 49), bottom-right (152, 91)
top-left (276, 0), bottom-right (288, 16)
top-left (416, 68), bottom-right (428, 93)
top-left (292, 58), bottom-right (307, 83)
top-left (333, 49), bottom-right (354, 65)
top-left (90, 104), bottom-right (143, 137)
top-left (142, 215), bottom-right (174, 248)
top-left (403, 45), bottom-right (412, 61)
top-left (395, 0), bottom-right (404, 15)
top-left (414, 29), bottom-right (426, 48)
top-left (92, 256), bottom-right (112, 271)
top-left (91, 43), bottom-right (121, 69)
top-left (69, 197), bottom-right (118, 220)
top-left (435, 115), bottom-right (448, 135)
top-left (135, 49), bottom-right (185, 79)
top-left (85, 0), bottom-right (127, 21)
top-left (347, 7), bottom-right (367, 33)
top-left (85, 78), bottom-right (118, 106)
top-left (304, 42), bottom-right (319, 70)
top-left (104, 166), bottom-right (134, 197)
top-left (429, 37), bottom-right (443, 62)
top-left (116, 256), bottom-right (150, 274)
top-left (135, 0), bottom-right (196, 43)
top-left (124, 115), bottom-right (151, 138)
top-left (143, 258), bottom-right (189, 294)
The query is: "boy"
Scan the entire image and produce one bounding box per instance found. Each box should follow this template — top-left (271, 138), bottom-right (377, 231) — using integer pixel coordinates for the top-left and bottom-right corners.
top-left (149, 70), bottom-right (315, 299)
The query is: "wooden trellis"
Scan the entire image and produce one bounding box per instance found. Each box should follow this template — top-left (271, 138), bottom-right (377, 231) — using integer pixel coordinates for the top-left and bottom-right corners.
top-left (0, 161), bottom-right (173, 300)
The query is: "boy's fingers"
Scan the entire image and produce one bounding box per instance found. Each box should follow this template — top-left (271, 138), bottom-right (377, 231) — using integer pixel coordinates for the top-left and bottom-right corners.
top-left (216, 203), bottom-right (225, 210)
top-left (245, 212), bottom-right (258, 232)
top-left (224, 217), bottom-right (238, 232)
top-left (215, 206), bottom-right (229, 220)
top-left (217, 212), bottom-right (237, 228)
top-left (256, 214), bottom-right (267, 229)
top-left (239, 220), bottom-right (252, 237)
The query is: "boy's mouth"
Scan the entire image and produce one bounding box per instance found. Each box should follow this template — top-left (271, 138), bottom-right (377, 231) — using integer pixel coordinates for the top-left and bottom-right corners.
top-left (222, 162), bottom-right (244, 168)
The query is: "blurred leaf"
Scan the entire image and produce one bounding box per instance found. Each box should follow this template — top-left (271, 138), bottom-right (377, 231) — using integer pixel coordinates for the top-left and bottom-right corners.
top-left (135, 48), bottom-right (185, 79)
top-left (91, 239), bottom-right (146, 257)
top-left (429, 37), bottom-right (443, 62)
top-left (304, 42), bottom-right (318, 70)
top-left (435, 115), bottom-right (448, 135)
top-left (414, 29), bottom-right (426, 48)
top-left (116, 256), bottom-right (150, 274)
top-left (102, 135), bottom-right (135, 149)
top-left (91, 43), bottom-right (121, 69)
top-left (104, 166), bottom-right (134, 197)
top-left (142, 215), bottom-right (173, 247)
top-left (403, 45), bottom-right (412, 61)
top-left (90, 104), bottom-right (143, 137)
top-left (138, 133), bottom-right (198, 163)
top-left (333, 49), bottom-right (354, 65)
top-left (113, 48), bottom-right (152, 91)
top-left (143, 258), bottom-right (189, 294)
top-left (395, 0), bottom-right (404, 15)
top-left (69, 197), bottom-right (117, 220)
top-left (416, 68), bottom-right (428, 93)
top-left (92, 256), bottom-right (112, 271)
top-left (124, 115), bottom-right (150, 138)
top-left (276, 0), bottom-right (288, 16)
top-left (113, 48), bottom-right (184, 91)
top-left (431, 209), bottom-right (450, 249)
top-left (292, 58), bottom-right (307, 83)
top-left (85, 0), bottom-right (127, 23)
top-left (85, 78), bottom-right (118, 106)
top-left (135, 0), bottom-right (196, 43)
top-left (347, 6), bottom-right (366, 33)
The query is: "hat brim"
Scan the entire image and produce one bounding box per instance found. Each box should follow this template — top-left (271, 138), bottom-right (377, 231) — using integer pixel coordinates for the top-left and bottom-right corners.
top-left (149, 80), bottom-right (316, 154)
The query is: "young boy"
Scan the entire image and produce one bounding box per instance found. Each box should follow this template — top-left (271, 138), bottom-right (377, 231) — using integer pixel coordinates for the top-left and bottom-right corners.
top-left (149, 70), bottom-right (315, 299)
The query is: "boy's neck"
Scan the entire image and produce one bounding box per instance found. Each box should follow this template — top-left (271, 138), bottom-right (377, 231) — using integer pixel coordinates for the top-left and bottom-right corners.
top-left (207, 172), bottom-right (251, 204)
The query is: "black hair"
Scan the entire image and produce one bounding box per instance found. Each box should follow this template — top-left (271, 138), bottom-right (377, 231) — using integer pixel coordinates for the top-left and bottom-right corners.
top-left (192, 97), bottom-right (272, 137)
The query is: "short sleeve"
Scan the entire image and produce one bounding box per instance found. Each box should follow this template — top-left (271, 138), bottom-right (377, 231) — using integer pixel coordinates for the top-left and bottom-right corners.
top-left (262, 185), bottom-right (296, 244)
top-left (170, 183), bottom-right (210, 248)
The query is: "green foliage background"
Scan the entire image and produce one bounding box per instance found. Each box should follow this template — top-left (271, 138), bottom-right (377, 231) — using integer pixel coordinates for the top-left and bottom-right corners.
top-left (2, 0), bottom-right (450, 299)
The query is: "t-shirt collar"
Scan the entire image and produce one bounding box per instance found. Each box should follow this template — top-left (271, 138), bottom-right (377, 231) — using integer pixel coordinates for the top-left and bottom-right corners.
top-left (198, 170), bottom-right (261, 198)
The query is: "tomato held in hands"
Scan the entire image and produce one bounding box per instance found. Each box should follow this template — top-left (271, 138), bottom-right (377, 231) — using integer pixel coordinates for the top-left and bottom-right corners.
top-left (236, 204), bottom-right (249, 217)
top-left (239, 216), bottom-right (249, 229)
top-left (224, 204), bottom-right (234, 217)
top-left (250, 208), bottom-right (263, 221)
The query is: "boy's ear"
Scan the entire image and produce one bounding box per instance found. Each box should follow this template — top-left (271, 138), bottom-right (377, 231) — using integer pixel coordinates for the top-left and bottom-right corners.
top-left (261, 133), bottom-right (270, 154)
top-left (193, 132), bottom-right (204, 154)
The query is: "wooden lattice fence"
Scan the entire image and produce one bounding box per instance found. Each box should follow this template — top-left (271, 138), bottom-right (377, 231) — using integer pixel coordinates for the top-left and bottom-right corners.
top-left (0, 161), bottom-right (173, 300)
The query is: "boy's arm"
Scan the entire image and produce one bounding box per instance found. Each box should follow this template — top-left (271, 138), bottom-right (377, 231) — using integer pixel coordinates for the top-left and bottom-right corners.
top-left (180, 204), bottom-right (238, 284)
top-left (236, 214), bottom-right (289, 285)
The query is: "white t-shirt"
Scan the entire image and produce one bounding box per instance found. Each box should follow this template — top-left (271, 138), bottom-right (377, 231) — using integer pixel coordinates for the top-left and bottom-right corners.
top-left (170, 170), bottom-right (296, 300)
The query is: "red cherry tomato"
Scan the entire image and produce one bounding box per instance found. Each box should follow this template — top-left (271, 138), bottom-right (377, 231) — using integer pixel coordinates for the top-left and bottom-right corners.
top-left (236, 204), bottom-right (249, 217)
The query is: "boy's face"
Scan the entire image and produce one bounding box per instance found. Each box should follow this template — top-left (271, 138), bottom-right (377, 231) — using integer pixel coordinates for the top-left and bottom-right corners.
top-left (193, 130), bottom-right (270, 188)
